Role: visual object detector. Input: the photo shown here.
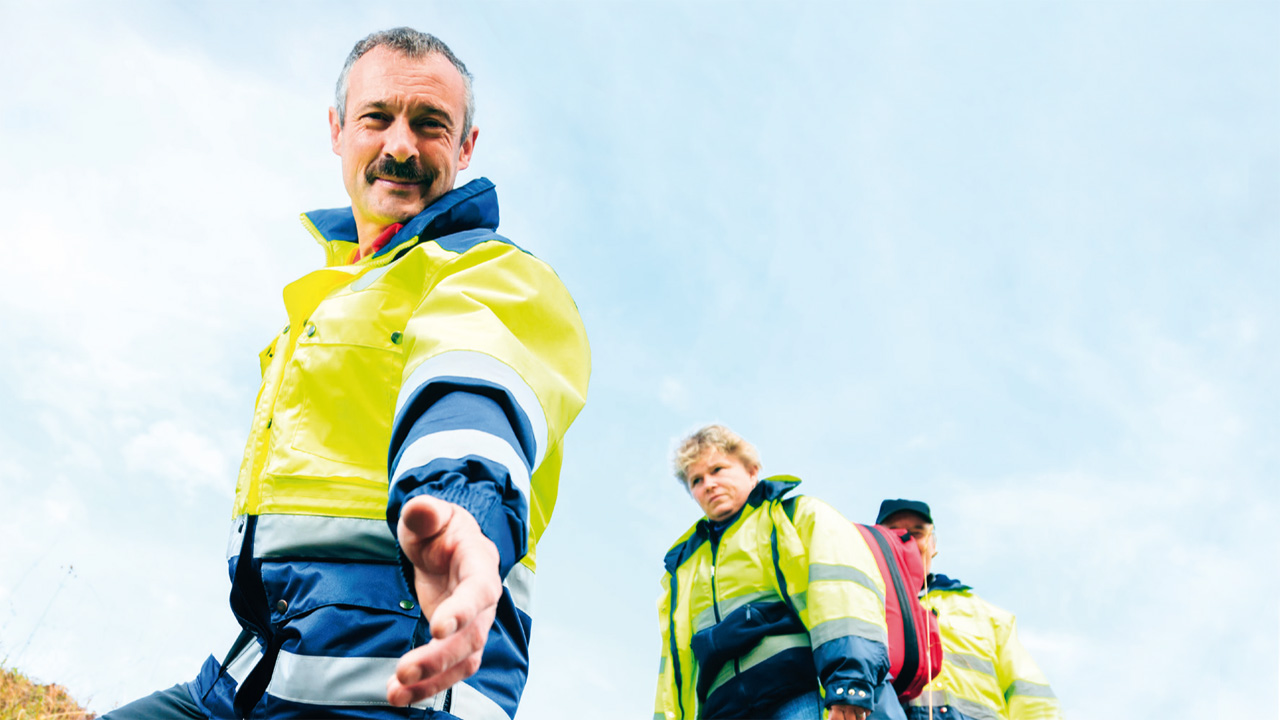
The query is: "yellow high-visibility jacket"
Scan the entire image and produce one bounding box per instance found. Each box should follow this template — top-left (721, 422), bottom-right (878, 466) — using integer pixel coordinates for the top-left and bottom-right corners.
top-left (907, 575), bottom-right (1062, 720)
top-left (655, 478), bottom-right (894, 720)
top-left (192, 178), bottom-right (591, 720)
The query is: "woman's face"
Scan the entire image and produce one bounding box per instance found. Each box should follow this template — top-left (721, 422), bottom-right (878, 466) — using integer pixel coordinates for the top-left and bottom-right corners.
top-left (685, 449), bottom-right (759, 522)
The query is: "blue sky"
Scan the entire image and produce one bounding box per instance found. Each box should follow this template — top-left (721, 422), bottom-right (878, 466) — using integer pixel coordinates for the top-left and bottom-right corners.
top-left (0, 1), bottom-right (1276, 717)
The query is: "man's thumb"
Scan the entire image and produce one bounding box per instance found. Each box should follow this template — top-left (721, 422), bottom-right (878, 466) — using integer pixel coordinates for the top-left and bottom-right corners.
top-left (399, 496), bottom-right (453, 547)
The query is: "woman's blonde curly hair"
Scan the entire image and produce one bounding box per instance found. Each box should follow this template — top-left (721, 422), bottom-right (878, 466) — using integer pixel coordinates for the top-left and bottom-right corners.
top-left (673, 424), bottom-right (761, 488)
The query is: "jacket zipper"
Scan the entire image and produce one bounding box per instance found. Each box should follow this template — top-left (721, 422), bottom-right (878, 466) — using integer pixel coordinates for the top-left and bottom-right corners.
top-left (708, 529), bottom-right (741, 679)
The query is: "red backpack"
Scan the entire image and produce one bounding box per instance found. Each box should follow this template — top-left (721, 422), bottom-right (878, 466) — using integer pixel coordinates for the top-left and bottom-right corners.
top-left (855, 524), bottom-right (943, 700)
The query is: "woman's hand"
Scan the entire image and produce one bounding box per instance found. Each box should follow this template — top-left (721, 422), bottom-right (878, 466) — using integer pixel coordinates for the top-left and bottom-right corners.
top-left (829, 702), bottom-right (871, 720)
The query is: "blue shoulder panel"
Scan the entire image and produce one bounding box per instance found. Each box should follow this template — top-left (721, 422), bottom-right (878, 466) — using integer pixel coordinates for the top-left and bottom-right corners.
top-left (373, 177), bottom-right (501, 260)
top-left (304, 207), bottom-right (359, 243)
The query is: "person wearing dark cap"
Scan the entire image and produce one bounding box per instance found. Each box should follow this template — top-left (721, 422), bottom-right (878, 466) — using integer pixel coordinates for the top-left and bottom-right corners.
top-left (876, 499), bottom-right (1064, 720)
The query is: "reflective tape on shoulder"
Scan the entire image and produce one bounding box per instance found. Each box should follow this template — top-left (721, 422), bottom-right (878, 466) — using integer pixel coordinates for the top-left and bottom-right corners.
top-left (450, 680), bottom-right (513, 720)
top-left (949, 696), bottom-right (1002, 720)
top-left (946, 651), bottom-right (997, 677)
top-left (808, 563), bottom-right (884, 604)
top-left (392, 428), bottom-right (531, 499)
top-left (350, 263), bottom-right (394, 292)
top-left (505, 560), bottom-right (535, 618)
top-left (226, 515), bottom-right (399, 562)
top-left (1006, 679), bottom-right (1056, 699)
top-left (809, 616), bottom-right (888, 647)
top-left (397, 351), bottom-right (548, 470)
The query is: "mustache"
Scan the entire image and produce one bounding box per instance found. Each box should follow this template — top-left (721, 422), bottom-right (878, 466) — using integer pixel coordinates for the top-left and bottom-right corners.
top-left (366, 157), bottom-right (435, 186)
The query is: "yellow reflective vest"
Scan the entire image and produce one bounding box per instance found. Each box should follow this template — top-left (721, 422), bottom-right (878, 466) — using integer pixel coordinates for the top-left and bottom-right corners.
top-left (201, 178), bottom-right (591, 719)
top-left (655, 479), bottom-right (893, 720)
top-left (908, 575), bottom-right (1062, 720)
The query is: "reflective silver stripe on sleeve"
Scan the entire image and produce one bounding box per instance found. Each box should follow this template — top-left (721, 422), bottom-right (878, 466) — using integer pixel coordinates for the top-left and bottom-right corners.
top-left (808, 616), bottom-right (888, 647)
top-left (236, 515), bottom-right (399, 562)
top-left (946, 651), bottom-right (997, 677)
top-left (267, 650), bottom-right (438, 709)
top-left (505, 561), bottom-right (535, 618)
top-left (808, 563), bottom-right (884, 604)
top-left (659, 655), bottom-right (666, 673)
top-left (949, 697), bottom-right (1002, 720)
top-left (450, 680), bottom-right (513, 720)
top-left (1007, 679), bottom-right (1057, 699)
top-left (707, 632), bottom-right (810, 697)
top-left (225, 639), bottom-right (262, 686)
top-left (392, 428), bottom-right (531, 500)
top-left (397, 350), bottom-right (548, 470)
top-left (693, 590), bottom-right (780, 632)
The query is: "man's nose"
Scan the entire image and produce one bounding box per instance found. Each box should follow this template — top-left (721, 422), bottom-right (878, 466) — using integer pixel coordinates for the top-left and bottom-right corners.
top-left (383, 118), bottom-right (418, 163)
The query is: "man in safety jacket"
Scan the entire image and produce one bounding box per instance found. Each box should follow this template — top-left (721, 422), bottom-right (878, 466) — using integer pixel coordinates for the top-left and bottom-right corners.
top-left (105, 28), bottom-right (590, 720)
top-left (876, 500), bottom-right (1063, 720)
top-left (656, 425), bottom-right (905, 720)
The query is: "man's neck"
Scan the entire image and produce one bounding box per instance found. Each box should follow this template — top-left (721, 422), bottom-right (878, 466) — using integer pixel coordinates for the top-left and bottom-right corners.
top-left (355, 223), bottom-right (404, 261)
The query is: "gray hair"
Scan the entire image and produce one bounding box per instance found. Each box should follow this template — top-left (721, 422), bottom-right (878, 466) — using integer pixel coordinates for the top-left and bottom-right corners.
top-left (335, 27), bottom-right (475, 140)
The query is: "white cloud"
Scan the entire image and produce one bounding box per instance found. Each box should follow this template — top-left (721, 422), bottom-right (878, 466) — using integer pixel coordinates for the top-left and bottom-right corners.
top-left (658, 376), bottom-right (688, 411)
top-left (122, 420), bottom-right (234, 499)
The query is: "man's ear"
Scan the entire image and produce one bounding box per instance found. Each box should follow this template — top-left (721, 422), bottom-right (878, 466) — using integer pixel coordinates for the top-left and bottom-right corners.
top-left (329, 107), bottom-right (343, 155)
top-left (455, 126), bottom-right (479, 171)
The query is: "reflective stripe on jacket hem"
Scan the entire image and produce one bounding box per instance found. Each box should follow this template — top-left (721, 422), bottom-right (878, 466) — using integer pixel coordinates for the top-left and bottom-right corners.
top-left (450, 681), bottom-right (513, 720)
top-left (706, 631), bottom-right (810, 698)
top-left (907, 690), bottom-right (1001, 720)
top-left (226, 514), bottom-right (398, 562)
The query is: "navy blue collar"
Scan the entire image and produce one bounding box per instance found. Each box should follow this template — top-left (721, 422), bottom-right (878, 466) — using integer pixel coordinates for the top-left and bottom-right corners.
top-left (927, 573), bottom-right (971, 592)
top-left (303, 177), bottom-right (500, 259)
top-left (663, 477), bottom-right (801, 573)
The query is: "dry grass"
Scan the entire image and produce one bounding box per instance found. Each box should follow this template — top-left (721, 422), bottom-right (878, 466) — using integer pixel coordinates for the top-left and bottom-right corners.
top-left (0, 666), bottom-right (93, 720)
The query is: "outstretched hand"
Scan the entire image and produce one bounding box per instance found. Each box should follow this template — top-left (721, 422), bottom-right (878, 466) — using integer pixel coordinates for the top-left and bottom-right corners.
top-left (387, 496), bottom-right (502, 707)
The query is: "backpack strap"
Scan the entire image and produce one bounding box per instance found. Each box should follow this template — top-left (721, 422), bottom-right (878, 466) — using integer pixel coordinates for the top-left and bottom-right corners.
top-left (861, 524), bottom-right (920, 697)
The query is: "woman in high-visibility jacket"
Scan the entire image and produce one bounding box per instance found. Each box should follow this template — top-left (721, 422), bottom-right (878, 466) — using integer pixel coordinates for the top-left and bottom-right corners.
top-left (655, 425), bottom-right (905, 720)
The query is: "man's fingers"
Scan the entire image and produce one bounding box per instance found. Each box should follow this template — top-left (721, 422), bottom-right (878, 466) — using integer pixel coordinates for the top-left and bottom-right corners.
top-left (397, 607), bottom-right (492, 684)
top-left (387, 613), bottom-right (490, 707)
top-left (387, 648), bottom-right (485, 707)
top-left (428, 564), bottom-right (502, 639)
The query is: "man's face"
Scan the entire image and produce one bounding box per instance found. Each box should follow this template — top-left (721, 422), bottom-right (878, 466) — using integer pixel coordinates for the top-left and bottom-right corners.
top-left (685, 449), bottom-right (759, 522)
top-left (881, 510), bottom-right (936, 578)
top-left (329, 47), bottom-right (478, 236)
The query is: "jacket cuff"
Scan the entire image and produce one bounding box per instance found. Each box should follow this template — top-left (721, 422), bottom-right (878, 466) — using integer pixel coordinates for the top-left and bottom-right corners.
top-left (823, 681), bottom-right (876, 710)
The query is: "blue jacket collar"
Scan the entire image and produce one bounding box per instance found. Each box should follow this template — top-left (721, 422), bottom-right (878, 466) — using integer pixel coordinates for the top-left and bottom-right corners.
top-left (302, 177), bottom-right (499, 259)
top-left (927, 573), bottom-right (972, 592)
top-left (662, 476), bottom-right (802, 573)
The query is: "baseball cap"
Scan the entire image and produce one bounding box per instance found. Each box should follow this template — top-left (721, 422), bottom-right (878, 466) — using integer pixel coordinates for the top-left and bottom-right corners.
top-left (876, 498), bottom-right (933, 525)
